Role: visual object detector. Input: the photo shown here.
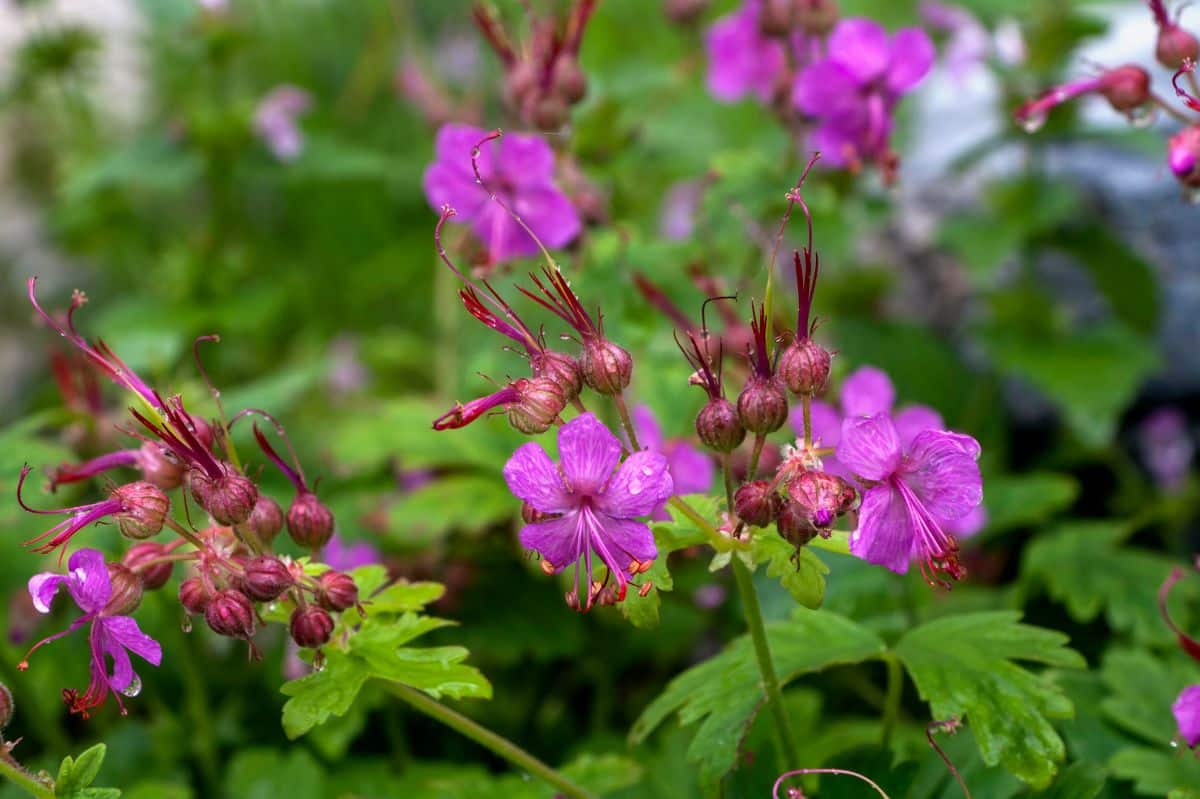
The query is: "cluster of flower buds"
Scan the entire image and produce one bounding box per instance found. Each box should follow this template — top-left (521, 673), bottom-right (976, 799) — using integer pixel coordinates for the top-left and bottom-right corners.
top-left (1016, 2), bottom-right (1200, 200)
top-left (757, 0), bottom-right (839, 38)
top-left (16, 280), bottom-right (366, 716)
top-left (472, 0), bottom-right (597, 130)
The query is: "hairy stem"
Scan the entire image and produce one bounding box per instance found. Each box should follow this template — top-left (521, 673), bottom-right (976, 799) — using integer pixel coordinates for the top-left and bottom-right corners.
top-left (383, 682), bottom-right (598, 799)
top-left (0, 748), bottom-right (53, 799)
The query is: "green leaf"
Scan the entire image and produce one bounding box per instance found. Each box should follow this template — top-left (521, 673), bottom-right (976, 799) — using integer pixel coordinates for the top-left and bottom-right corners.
top-left (619, 555), bottom-right (670, 630)
top-left (1032, 761), bottom-right (1106, 799)
top-left (384, 475), bottom-right (514, 546)
top-left (1099, 649), bottom-right (1194, 745)
top-left (1046, 225), bottom-right (1160, 336)
top-left (895, 611), bottom-right (1086, 788)
top-left (630, 608), bottom-right (885, 786)
top-left (1109, 747), bottom-right (1200, 796)
top-left (652, 494), bottom-right (720, 550)
top-left (1022, 521), bottom-right (1187, 643)
top-left (753, 531), bottom-right (828, 609)
top-left (280, 650), bottom-right (371, 739)
top-left (621, 499), bottom-right (723, 629)
top-left (981, 473), bottom-right (1079, 536)
top-left (224, 749), bottom-right (326, 799)
top-left (55, 744), bottom-right (108, 797)
top-left (364, 581), bottom-right (446, 615)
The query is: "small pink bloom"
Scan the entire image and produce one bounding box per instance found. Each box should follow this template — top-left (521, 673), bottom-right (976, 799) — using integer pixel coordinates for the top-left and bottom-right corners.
top-left (1138, 408), bottom-right (1194, 492)
top-left (254, 85), bottom-right (311, 161)
top-left (1174, 684), bottom-right (1200, 747)
top-left (705, 0), bottom-right (788, 103)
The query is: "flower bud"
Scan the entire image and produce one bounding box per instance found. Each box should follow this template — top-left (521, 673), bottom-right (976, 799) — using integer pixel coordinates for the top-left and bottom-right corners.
top-left (190, 462), bottom-right (259, 525)
top-left (795, 0), bottom-right (838, 35)
top-left (786, 470), bottom-right (856, 533)
top-left (532, 94), bottom-right (569, 130)
top-left (204, 589), bottom-right (256, 639)
top-left (508, 377), bottom-right (567, 435)
top-left (287, 491), bottom-right (335, 550)
top-left (246, 494), bottom-right (285, 545)
top-left (316, 571), bottom-right (359, 612)
top-left (737, 377), bottom-right (789, 434)
top-left (664, 0), bottom-right (708, 25)
top-left (241, 555), bottom-right (294, 602)
top-left (552, 56), bottom-right (587, 104)
top-left (696, 398), bottom-right (746, 453)
top-left (532, 350), bottom-right (583, 401)
top-left (137, 442), bottom-right (185, 490)
top-left (104, 563), bottom-right (143, 615)
top-left (1169, 125), bottom-right (1200, 187)
top-left (289, 606), bottom-right (334, 649)
top-left (1157, 24), bottom-right (1199, 69)
top-left (179, 577), bottom-right (211, 615)
top-left (777, 338), bottom-right (831, 396)
top-left (734, 480), bottom-right (782, 527)
top-left (777, 498), bottom-right (818, 549)
top-left (0, 682), bottom-right (12, 730)
top-left (112, 481), bottom-right (170, 540)
top-left (122, 541), bottom-right (174, 590)
top-left (1099, 65), bottom-right (1150, 112)
top-left (759, 0), bottom-right (794, 36)
top-left (580, 339), bottom-right (634, 395)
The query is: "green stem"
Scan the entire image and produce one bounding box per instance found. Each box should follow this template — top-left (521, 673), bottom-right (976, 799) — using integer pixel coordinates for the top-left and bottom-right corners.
top-left (747, 434), bottom-right (767, 482)
top-left (666, 496), bottom-right (733, 550)
top-left (612, 392), bottom-right (640, 451)
top-left (0, 747), bottom-right (54, 799)
top-left (383, 683), bottom-right (598, 799)
top-left (881, 653), bottom-right (903, 748)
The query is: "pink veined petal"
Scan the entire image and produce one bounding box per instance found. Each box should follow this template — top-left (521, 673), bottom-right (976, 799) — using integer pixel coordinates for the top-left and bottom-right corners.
top-left (808, 117), bottom-right (867, 166)
top-left (96, 623), bottom-right (134, 693)
top-left (434, 123), bottom-right (493, 174)
top-left (593, 516), bottom-right (658, 574)
top-left (1173, 685), bottom-right (1200, 747)
top-left (518, 513), bottom-right (585, 572)
top-left (666, 441), bottom-right (714, 496)
top-left (840, 366), bottom-right (896, 418)
top-left (632, 405), bottom-right (665, 452)
top-left (596, 450), bottom-right (674, 519)
top-left (99, 615), bottom-right (162, 666)
top-left (423, 161), bottom-right (488, 222)
top-left (901, 429), bottom-right (983, 520)
top-left (893, 404), bottom-right (944, 449)
top-left (886, 27), bottom-right (936, 95)
top-left (471, 201), bottom-right (533, 262)
top-left (793, 59), bottom-right (864, 118)
top-left (503, 442), bottom-right (575, 515)
top-left (938, 503), bottom-right (987, 539)
top-left (510, 185), bottom-right (582, 251)
top-left (28, 572), bottom-right (68, 614)
top-left (850, 483), bottom-right (914, 574)
top-left (65, 548), bottom-right (112, 614)
top-left (557, 413), bottom-right (623, 494)
top-left (827, 18), bottom-right (892, 84)
top-left (706, 4), bottom-right (786, 102)
top-left (499, 131), bottom-right (556, 187)
top-left (837, 413), bottom-right (902, 481)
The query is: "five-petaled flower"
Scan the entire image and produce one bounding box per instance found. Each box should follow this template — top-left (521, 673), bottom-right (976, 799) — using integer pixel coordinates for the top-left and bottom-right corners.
top-left (793, 18), bottom-right (934, 171)
top-left (1174, 684), bottom-right (1200, 747)
top-left (423, 123), bottom-right (581, 263)
top-left (20, 548), bottom-right (162, 717)
top-left (503, 413), bottom-right (673, 610)
top-left (836, 411), bottom-right (983, 587)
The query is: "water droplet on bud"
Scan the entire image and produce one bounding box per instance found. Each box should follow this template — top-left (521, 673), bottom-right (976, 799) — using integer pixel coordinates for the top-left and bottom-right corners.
top-left (1126, 104), bottom-right (1158, 128)
top-left (313, 651), bottom-right (327, 672)
top-left (180, 616), bottom-right (192, 633)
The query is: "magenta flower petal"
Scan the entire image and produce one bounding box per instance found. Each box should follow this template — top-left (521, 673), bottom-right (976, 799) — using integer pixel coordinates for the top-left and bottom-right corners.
top-left (894, 404), bottom-right (944, 447)
top-left (500, 132), bottom-right (556, 186)
top-left (841, 366), bottom-right (896, 418)
top-left (632, 405), bottom-right (665, 452)
top-left (28, 573), bottom-right (68, 614)
top-left (886, 28), bottom-right (936, 93)
top-left (1174, 685), bottom-right (1200, 747)
top-left (807, 400), bottom-right (843, 448)
top-left (597, 450), bottom-right (674, 518)
top-left (503, 442), bottom-right (575, 514)
top-left (65, 548), bottom-right (112, 614)
top-left (558, 413), bottom-right (623, 494)
top-left (850, 484), bottom-right (914, 573)
top-left (435, 123), bottom-right (492, 171)
top-left (666, 442), bottom-right (714, 496)
top-left (595, 516), bottom-right (658, 569)
top-left (794, 60), bottom-right (863, 118)
top-left (518, 514), bottom-right (584, 572)
top-left (939, 503), bottom-right (987, 538)
top-left (902, 429), bottom-right (983, 520)
top-left (827, 18), bottom-right (892, 83)
top-left (837, 413), bottom-right (903, 480)
top-left (99, 615), bottom-right (162, 667)
top-left (423, 162), bottom-right (487, 220)
top-left (511, 186), bottom-right (582, 248)
top-left (705, 1), bottom-right (786, 102)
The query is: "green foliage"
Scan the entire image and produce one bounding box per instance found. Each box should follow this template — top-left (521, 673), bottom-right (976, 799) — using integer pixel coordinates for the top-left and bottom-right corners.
top-left (55, 744), bottom-right (119, 799)
top-left (753, 531), bottom-right (828, 610)
top-left (895, 611), bottom-right (1086, 788)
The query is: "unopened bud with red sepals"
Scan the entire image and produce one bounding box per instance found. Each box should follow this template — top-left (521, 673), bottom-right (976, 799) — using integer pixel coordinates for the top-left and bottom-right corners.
top-left (532, 350), bottom-right (583, 401)
top-left (1169, 125), bottom-right (1200, 187)
top-left (552, 56), bottom-right (587, 104)
top-left (508, 377), bottom-right (568, 435)
top-left (104, 563), bottom-right (143, 615)
top-left (316, 571), bottom-right (359, 612)
top-left (137, 442), bottom-right (184, 490)
top-left (241, 556), bottom-right (294, 602)
top-left (581, 339), bottom-right (633, 395)
top-left (179, 577), bottom-right (211, 615)
top-left (738, 377), bottom-right (789, 434)
top-left (190, 462), bottom-right (259, 525)
top-left (796, 0), bottom-right (838, 35)
top-left (778, 338), bottom-right (831, 396)
top-left (1098, 65), bottom-right (1151, 112)
top-left (112, 481), bottom-right (170, 540)
top-left (122, 541), bottom-right (174, 590)
top-left (786, 470), bottom-right (856, 533)
top-left (734, 480), bottom-right (782, 527)
top-left (246, 494), bottom-right (285, 545)
top-left (777, 498), bottom-right (819, 549)
top-left (287, 492), bottom-right (335, 550)
top-left (697, 398), bottom-right (746, 452)
top-left (204, 589), bottom-right (256, 639)
top-left (290, 606), bottom-right (334, 648)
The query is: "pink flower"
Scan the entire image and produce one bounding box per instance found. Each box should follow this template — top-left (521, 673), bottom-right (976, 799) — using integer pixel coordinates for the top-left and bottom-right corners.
top-left (1138, 408), bottom-right (1194, 492)
top-left (1174, 684), bottom-right (1200, 747)
top-left (503, 413), bottom-right (673, 609)
top-left (836, 412), bottom-right (982, 586)
top-left (793, 18), bottom-right (934, 167)
top-left (254, 85), bottom-right (311, 161)
top-left (323, 534), bottom-right (382, 572)
top-left (632, 405), bottom-right (715, 520)
top-left (20, 549), bottom-right (161, 717)
top-left (705, 0), bottom-right (788, 103)
top-left (423, 124), bottom-right (581, 263)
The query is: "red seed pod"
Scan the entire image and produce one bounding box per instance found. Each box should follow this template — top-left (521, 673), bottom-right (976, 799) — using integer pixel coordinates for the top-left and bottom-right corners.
top-left (241, 556), bottom-right (294, 602)
top-left (532, 350), bottom-right (583, 401)
top-left (122, 541), bottom-right (174, 590)
top-left (245, 494), bottom-right (285, 545)
top-left (507, 377), bottom-right (567, 435)
top-left (664, 0), bottom-right (708, 25)
top-left (777, 338), bottom-right (831, 396)
top-left (137, 442), bottom-right (185, 490)
top-left (179, 577), bottom-right (211, 615)
top-left (696, 398), bottom-right (746, 453)
top-left (552, 56), bottom-right (587, 105)
top-left (758, 0), bottom-right (794, 36)
top-left (1099, 65), bottom-right (1151, 112)
top-left (580, 339), bottom-right (634, 395)
top-left (776, 498), bottom-right (819, 549)
top-left (112, 481), bottom-right (170, 540)
top-left (737, 376), bottom-right (790, 434)
top-left (104, 563), bottom-right (144, 616)
top-left (795, 0), bottom-right (838, 35)
top-left (316, 571), bottom-right (359, 612)
top-left (786, 470), bottom-right (856, 533)
top-left (287, 491), bottom-right (335, 550)
top-left (1157, 25), bottom-right (1200, 69)
top-left (734, 480), bottom-right (783, 527)
top-left (204, 589), bottom-right (256, 639)
top-left (289, 606), bottom-right (334, 649)
top-left (531, 94), bottom-right (569, 130)
top-left (190, 462), bottom-right (259, 525)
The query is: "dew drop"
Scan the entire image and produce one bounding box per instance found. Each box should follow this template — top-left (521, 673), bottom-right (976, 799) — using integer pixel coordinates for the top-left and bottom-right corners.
top-left (313, 651), bottom-right (327, 672)
top-left (1125, 104), bottom-right (1158, 129)
top-left (1186, 185), bottom-right (1200, 205)
top-left (120, 676), bottom-right (142, 698)
top-left (180, 616), bottom-right (192, 633)
top-left (1019, 112), bottom-right (1047, 133)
